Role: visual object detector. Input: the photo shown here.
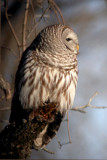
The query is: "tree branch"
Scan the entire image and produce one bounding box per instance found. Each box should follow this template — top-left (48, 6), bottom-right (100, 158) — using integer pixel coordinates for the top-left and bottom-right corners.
top-left (42, 147), bottom-right (55, 154)
top-left (27, 6), bottom-right (50, 40)
top-left (1, 46), bottom-right (19, 59)
top-left (23, 0), bottom-right (30, 52)
top-left (48, 0), bottom-right (65, 24)
top-left (0, 73), bottom-right (11, 100)
top-left (67, 111), bottom-right (72, 143)
top-left (5, 0), bottom-right (21, 58)
top-left (30, 0), bottom-right (37, 36)
top-left (71, 92), bottom-right (107, 113)
top-left (0, 103), bottom-right (61, 158)
top-left (0, 117), bottom-right (47, 158)
top-left (0, 106), bottom-right (10, 110)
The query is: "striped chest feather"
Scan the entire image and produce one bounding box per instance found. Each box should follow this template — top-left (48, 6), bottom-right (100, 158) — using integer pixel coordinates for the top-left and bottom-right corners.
top-left (19, 62), bottom-right (78, 113)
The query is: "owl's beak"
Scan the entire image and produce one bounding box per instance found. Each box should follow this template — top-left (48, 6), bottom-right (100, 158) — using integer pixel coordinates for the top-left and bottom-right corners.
top-left (76, 44), bottom-right (79, 52)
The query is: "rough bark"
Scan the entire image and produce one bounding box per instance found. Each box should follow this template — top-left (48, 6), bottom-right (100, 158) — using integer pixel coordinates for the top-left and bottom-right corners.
top-left (0, 117), bottom-right (47, 158)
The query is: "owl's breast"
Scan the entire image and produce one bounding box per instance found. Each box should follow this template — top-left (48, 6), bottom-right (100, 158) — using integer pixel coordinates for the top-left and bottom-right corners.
top-left (19, 62), bottom-right (78, 113)
top-left (49, 69), bottom-right (78, 113)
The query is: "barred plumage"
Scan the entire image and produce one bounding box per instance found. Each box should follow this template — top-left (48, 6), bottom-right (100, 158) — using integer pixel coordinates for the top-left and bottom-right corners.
top-left (9, 24), bottom-right (79, 149)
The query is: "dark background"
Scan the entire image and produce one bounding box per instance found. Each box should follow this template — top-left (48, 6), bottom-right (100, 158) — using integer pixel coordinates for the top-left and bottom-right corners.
top-left (1, 0), bottom-right (107, 159)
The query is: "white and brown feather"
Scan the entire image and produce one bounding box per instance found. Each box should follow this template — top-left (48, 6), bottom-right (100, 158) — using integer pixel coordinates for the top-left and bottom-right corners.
top-left (9, 24), bottom-right (79, 149)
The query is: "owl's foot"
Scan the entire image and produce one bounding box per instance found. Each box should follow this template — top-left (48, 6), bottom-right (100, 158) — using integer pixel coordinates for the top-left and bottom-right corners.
top-left (29, 102), bottom-right (59, 123)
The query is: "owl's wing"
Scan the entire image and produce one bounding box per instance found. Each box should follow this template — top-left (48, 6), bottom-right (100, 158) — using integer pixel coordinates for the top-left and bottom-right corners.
top-left (9, 36), bottom-right (42, 123)
top-left (9, 47), bottom-right (33, 123)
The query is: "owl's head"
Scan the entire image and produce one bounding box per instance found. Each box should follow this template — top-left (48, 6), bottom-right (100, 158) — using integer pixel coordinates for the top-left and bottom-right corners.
top-left (33, 24), bottom-right (79, 69)
top-left (62, 27), bottom-right (79, 54)
top-left (37, 24), bottom-right (79, 55)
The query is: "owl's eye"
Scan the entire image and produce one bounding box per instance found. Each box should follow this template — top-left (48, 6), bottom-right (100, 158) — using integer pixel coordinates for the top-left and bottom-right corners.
top-left (66, 38), bottom-right (72, 41)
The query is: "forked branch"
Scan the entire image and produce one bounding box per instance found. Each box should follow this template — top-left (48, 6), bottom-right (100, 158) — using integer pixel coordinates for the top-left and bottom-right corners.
top-left (48, 0), bottom-right (65, 24)
top-left (5, 0), bottom-right (21, 57)
top-left (71, 92), bottom-right (107, 113)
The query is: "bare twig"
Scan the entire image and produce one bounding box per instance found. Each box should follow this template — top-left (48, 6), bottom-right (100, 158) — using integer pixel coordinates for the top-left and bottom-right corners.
top-left (55, 136), bottom-right (62, 148)
top-left (56, 111), bottom-right (72, 149)
top-left (27, 0), bottom-right (65, 40)
top-left (5, 0), bottom-right (21, 57)
top-left (53, 1), bottom-right (65, 24)
top-left (0, 120), bottom-right (9, 124)
top-left (0, 74), bottom-right (11, 100)
top-left (67, 111), bottom-right (72, 143)
top-left (30, 0), bottom-right (37, 24)
top-left (71, 92), bottom-right (107, 113)
top-left (0, 0), bottom-right (1, 65)
top-left (52, 7), bottom-right (61, 23)
top-left (23, 0), bottom-right (30, 52)
top-left (30, 0), bottom-right (37, 36)
top-left (48, 0), bottom-right (65, 24)
top-left (60, 141), bottom-right (71, 147)
top-left (105, 0), bottom-right (107, 7)
top-left (0, 106), bottom-right (11, 111)
top-left (1, 46), bottom-right (19, 59)
top-left (27, 6), bottom-right (50, 40)
top-left (56, 136), bottom-right (73, 149)
top-left (30, 0), bottom-right (36, 18)
top-left (42, 147), bottom-right (54, 154)
top-left (71, 108), bottom-right (86, 113)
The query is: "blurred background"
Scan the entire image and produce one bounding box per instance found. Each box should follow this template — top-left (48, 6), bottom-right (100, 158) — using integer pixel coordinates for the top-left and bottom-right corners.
top-left (1, 0), bottom-right (107, 159)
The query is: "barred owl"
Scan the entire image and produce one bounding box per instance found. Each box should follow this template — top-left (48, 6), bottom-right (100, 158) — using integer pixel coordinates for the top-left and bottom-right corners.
top-left (9, 24), bottom-right (79, 150)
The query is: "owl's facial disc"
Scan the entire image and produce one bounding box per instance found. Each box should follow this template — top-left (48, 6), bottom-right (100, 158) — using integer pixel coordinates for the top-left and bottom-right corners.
top-left (62, 28), bottom-right (79, 53)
